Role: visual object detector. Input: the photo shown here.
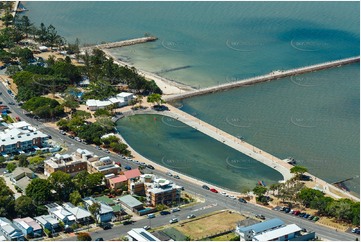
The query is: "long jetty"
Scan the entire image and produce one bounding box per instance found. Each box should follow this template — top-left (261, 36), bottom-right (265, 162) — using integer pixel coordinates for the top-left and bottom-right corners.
top-left (81, 36), bottom-right (158, 52)
top-left (165, 56), bottom-right (360, 102)
top-left (121, 106), bottom-right (360, 202)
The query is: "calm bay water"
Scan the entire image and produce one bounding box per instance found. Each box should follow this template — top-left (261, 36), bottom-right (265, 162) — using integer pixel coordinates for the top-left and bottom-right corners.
top-left (116, 114), bottom-right (283, 192)
top-left (23, 2), bottom-right (360, 193)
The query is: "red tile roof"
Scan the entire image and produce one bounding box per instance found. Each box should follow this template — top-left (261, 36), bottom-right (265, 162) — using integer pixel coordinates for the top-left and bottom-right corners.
top-left (123, 169), bottom-right (141, 179)
top-left (109, 175), bottom-right (127, 184)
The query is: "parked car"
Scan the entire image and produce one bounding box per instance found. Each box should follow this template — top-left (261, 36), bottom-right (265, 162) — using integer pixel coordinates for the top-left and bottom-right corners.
top-left (146, 164), bottom-right (155, 170)
top-left (313, 216), bottom-right (319, 221)
top-left (171, 207), bottom-right (180, 213)
top-left (166, 172), bottom-right (173, 176)
top-left (187, 214), bottom-right (196, 219)
top-left (308, 215), bottom-right (314, 220)
top-left (293, 210), bottom-right (300, 215)
top-left (202, 185), bottom-right (210, 190)
top-left (143, 226), bottom-right (151, 230)
top-left (95, 238), bottom-right (104, 241)
top-left (303, 214), bottom-right (310, 219)
top-left (255, 214), bottom-right (265, 220)
top-left (284, 208), bottom-right (290, 213)
top-left (173, 174), bottom-right (180, 179)
top-left (147, 214), bottom-right (155, 219)
top-left (169, 218), bottom-right (178, 224)
top-left (124, 165), bottom-right (132, 170)
top-left (238, 198), bottom-right (247, 203)
top-left (298, 212), bottom-right (306, 217)
top-left (210, 188), bottom-right (218, 193)
top-left (99, 222), bottom-right (112, 230)
top-left (160, 211), bottom-right (170, 215)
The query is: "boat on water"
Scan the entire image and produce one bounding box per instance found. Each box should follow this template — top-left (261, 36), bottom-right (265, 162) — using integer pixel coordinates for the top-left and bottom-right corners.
top-left (258, 180), bottom-right (266, 187)
top-left (16, 7), bottom-right (28, 12)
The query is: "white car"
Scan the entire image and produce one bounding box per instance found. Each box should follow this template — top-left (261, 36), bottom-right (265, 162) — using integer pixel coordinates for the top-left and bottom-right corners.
top-left (187, 214), bottom-right (196, 219)
top-left (169, 218), bottom-right (178, 224)
top-left (171, 207), bottom-right (180, 213)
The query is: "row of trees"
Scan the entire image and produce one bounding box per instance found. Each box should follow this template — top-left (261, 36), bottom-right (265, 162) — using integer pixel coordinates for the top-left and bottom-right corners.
top-left (251, 165), bottom-right (359, 226)
top-left (297, 188), bottom-right (359, 225)
top-left (23, 96), bottom-right (64, 119)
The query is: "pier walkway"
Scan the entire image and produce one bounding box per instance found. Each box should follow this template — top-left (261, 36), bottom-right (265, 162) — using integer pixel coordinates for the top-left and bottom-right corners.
top-left (81, 36), bottom-right (157, 52)
top-left (165, 56), bottom-right (360, 102)
top-left (120, 106), bottom-right (359, 201)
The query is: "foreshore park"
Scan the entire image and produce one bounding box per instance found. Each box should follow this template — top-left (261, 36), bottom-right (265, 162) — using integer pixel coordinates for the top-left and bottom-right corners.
top-left (0, 1), bottom-right (359, 241)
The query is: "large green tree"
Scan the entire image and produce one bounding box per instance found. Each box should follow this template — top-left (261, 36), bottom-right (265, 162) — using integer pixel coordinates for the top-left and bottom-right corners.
top-left (23, 96), bottom-right (64, 119)
top-left (0, 177), bottom-right (15, 218)
top-left (290, 165), bottom-right (308, 179)
top-left (15, 195), bottom-right (36, 218)
top-left (26, 178), bottom-right (53, 205)
top-left (48, 171), bottom-right (75, 202)
top-left (147, 93), bottom-right (165, 106)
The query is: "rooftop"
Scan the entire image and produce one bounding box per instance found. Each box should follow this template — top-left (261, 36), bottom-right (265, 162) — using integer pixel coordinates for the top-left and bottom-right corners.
top-left (118, 195), bottom-right (143, 208)
top-left (123, 169), bottom-right (141, 180)
top-left (253, 224), bottom-right (302, 241)
top-left (237, 218), bottom-right (285, 234)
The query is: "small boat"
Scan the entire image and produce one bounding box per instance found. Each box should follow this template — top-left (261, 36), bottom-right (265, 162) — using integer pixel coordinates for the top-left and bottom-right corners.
top-left (16, 7), bottom-right (28, 12)
top-left (258, 180), bottom-right (266, 187)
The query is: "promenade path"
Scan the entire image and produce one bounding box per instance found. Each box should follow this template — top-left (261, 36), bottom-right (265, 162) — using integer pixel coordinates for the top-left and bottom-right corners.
top-left (165, 56), bottom-right (360, 102)
top-left (119, 106), bottom-right (359, 202)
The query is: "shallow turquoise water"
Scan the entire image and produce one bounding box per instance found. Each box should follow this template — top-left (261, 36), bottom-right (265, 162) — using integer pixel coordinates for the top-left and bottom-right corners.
top-left (116, 114), bottom-right (283, 192)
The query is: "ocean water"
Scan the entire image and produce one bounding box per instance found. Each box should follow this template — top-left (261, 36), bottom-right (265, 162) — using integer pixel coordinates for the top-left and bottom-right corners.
top-left (180, 63), bottom-right (360, 194)
top-left (23, 2), bottom-right (360, 193)
top-left (116, 114), bottom-right (283, 192)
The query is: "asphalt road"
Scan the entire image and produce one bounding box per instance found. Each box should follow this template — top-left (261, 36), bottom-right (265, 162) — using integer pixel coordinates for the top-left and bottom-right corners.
top-left (0, 82), bottom-right (359, 241)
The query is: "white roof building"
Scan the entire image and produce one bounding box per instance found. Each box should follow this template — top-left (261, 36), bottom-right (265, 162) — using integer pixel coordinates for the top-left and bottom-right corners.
top-left (0, 121), bottom-right (50, 155)
top-left (253, 224), bottom-right (302, 241)
top-left (127, 228), bottom-right (160, 241)
top-left (86, 92), bottom-right (135, 111)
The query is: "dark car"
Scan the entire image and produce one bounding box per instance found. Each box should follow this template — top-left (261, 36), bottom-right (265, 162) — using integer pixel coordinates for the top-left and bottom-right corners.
top-left (303, 214), bottom-right (310, 219)
top-left (146, 164), bottom-right (155, 170)
top-left (299, 212), bottom-right (306, 217)
top-left (123, 220), bottom-right (133, 225)
top-left (284, 208), bottom-right (290, 213)
top-left (238, 198), bottom-right (247, 203)
top-left (255, 214), bottom-right (266, 220)
top-left (99, 222), bottom-right (112, 230)
top-left (124, 165), bottom-right (132, 170)
top-left (202, 185), bottom-right (210, 190)
top-left (95, 238), bottom-right (104, 241)
top-left (160, 211), bottom-right (171, 215)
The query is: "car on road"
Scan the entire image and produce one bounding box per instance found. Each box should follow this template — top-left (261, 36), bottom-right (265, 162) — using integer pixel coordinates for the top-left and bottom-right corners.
top-left (173, 174), bottom-right (180, 179)
top-left (99, 222), bottom-right (112, 230)
top-left (95, 238), bottom-right (104, 241)
top-left (187, 214), bottom-right (196, 219)
top-left (124, 165), bottom-right (132, 170)
top-left (210, 188), bottom-right (218, 193)
top-left (238, 198), bottom-right (247, 203)
top-left (169, 218), bottom-right (178, 224)
top-left (147, 214), bottom-right (155, 219)
top-left (166, 172), bottom-right (173, 176)
top-left (8, 102), bottom-right (15, 105)
top-left (146, 164), bottom-right (155, 170)
top-left (229, 195), bottom-right (236, 199)
top-left (255, 214), bottom-right (266, 220)
top-left (171, 207), bottom-right (180, 213)
top-left (143, 226), bottom-right (151, 230)
top-left (160, 211), bottom-right (170, 215)
top-left (220, 192), bottom-right (228, 196)
top-left (202, 185), bottom-right (210, 190)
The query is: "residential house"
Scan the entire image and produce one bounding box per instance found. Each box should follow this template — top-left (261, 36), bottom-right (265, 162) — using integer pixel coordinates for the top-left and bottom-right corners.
top-left (83, 197), bottom-right (114, 224)
top-left (86, 156), bottom-right (120, 176)
top-left (45, 203), bottom-right (75, 226)
top-left (34, 215), bottom-right (60, 233)
top-left (86, 92), bottom-right (134, 111)
top-left (0, 217), bottom-right (24, 241)
top-left (10, 167), bottom-right (35, 193)
top-left (12, 217), bottom-right (42, 238)
top-left (62, 203), bottom-right (92, 225)
top-left (117, 195), bottom-right (144, 212)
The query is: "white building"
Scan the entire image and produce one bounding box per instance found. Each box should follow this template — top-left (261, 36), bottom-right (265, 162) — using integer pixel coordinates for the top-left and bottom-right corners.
top-left (0, 121), bottom-right (50, 156)
top-left (86, 92), bottom-right (135, 111)
top-left (0, 217), bottom-right (25, 241)
top-left (127, 228), bottom-right (160, 241)
top-left (236, 218), bottom-right (315, 241)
